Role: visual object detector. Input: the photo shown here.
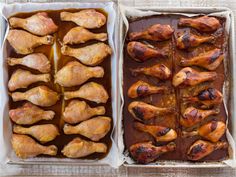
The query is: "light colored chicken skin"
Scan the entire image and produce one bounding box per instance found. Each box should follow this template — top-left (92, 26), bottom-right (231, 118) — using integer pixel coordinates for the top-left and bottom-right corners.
top-left (9, 102), bottom-right (55, 125)
top-left (9, 12), bottom-right (58, 36)
top-left (11, 86), bottom-right (60, 107)
top-left (7, 30), bottom-right (54, 54)
top-left (55, 61), bottom-right (104, 87)
top-left (7, 53), bottom-right (51, 73)
top-left (63, 100), bottom-right (105, 124)
top-left (63, 116), bottom-right (111, 141)
top-left (63, 26), bottom-right (107, 45)
top-left (8, 69), bottom-right (50, 91)
top-left (64, 82), bottom-right (109, 103)
top-left (12, 134), bottom-right (57, 159)
top-left (13, 124), bottom-right (59, 143)
top-left (62, 137), bottom-right (107, 158)
top-left (60, 9), bottom-right (106, 29)
top-left (61, 43), bottom-right (112, 66)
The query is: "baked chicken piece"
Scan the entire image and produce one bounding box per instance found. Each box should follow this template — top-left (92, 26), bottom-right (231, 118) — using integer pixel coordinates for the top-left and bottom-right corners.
top-left (178, 16), bottom-right (220, 32)
top-left (187, 140), bottom-right (228, 161)
top-left (182, 121), bottom-right (226, 142)
top-left (63, 26), bottom-right (107, 45)
top-left (172, 67), bottom-right (217, 87)
top-left (9, 102), bottom-right (55, 125)
top-left (127, 41), bottom-right (167, 62)
top-left (12, 134), bottom-right (57, 159)
top-left (134, 122), bottom-right (177, 142)
top-left (183, 88), bottom-right (223, 109)
top-left (64, 82), bottom-right (109, 103)
top-left (131, 64), bottom-right (171, 80)
top-left (11, 86), bottom-right (60, 107)
top-left (128, 80), bottom-right (167, 98)
top-left (62, 137), bottom-right (107, 158)
top-left (180, 106), bottom-right (220, 128)
top-left (13, 124), bottom-right (59, 143)
top-left (129, 24), bottom-right (174, 41)
top-left (129, 141), bottom-right (176, 164)
top-left (60, 9), bottom-right (106, 29)
top-left (61, 43), bottom-right (112, 66)
top-left (128, 101), bottom-right (175, 122)
top-left (9, 12), bottom-right (58, 36)
top-left (180, 48), bottom-right (224, 71)
top-left (55, 61), bottom-right (104, 87)
top-left (8, 69), bottom-right (50, 91)
top-left (63, 116), bottom-right (111, 141)
top-left (63, 100), bottom-right (105, 124)
top-left (7, 30), bottom-right (54, 55)
top-left (176, 32), bottom-right (214, 49)
top-left (7, 53), bottom-right (51, 73)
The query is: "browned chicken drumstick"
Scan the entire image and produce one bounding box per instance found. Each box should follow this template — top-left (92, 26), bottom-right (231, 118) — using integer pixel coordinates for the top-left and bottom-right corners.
top-left (172, 67), bottom-right (217, 87)
top-left (128, 101), bottom-right (175, 122)
top-left (129, 141), bottom-right (176, 164)
top-left (127, 41), bottom-right (167, 62)
top-left (178, 16), bottom-right (221, 32)
top-left (129, 24), bottom-right (174, 41)
top-left (176, 32), bottom-right (214, 49)
top-left (183, 88), bottom-right (223, 109)
top-left (134, 122), bottom-right (177, 142)
top-left (128, 80), bottom-right (167, 98)
top-left (180, 48), bottom-right (224, 70)
top-left (182, 121), bottom-right (226, 142)
top-left (180, 106), bottom-right (220, 128)
top-left (187, 140), bottom-right (228, 161)
top-left (131, 64), bottom-right (171, 80)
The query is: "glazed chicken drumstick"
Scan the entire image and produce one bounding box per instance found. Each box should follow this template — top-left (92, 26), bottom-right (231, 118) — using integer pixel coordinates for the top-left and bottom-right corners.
top-left (9, 12), bottom-right (58, 36)
top-left (180, 106), bottom-right (220, 128)
top-left (129, 141), bottom-right (176, 164)
top-left (131, 64), bottom-right (171, 80)
top-left (183, 88), bottom-right (223, 109)
top-left (178, 16), bottom-right (221, 32)
top-left (9, 102), bottom-right (55, 125)
top-left (12, 134), bottom-right (57, 159)
top-left (129, 24), bottom-right (174, 41)
top-left (187, 140), bottom-right (228, 161)
top-left (172, 67), bottom-right (217, 87)
top-left (182, 121), bottom-right (226, 142)
top-left (180, 48), bottom-right (224, 70)
top-left (128, 80), bottom-right (168, 98)
top-left (7, 30), bottom-right (54, 55)
top-left (127, 41), bottom-right (167, 62)
top-left (134, 122), bottom-right (177, 142)
top-left (176, 32), bottom-right (214, 49)
top-left (128, 101), bottom-right (175, 122)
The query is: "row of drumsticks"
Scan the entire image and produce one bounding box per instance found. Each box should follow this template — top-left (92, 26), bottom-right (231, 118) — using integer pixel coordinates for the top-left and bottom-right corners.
top-left (7, 9), bottom-right (113, 159)
top-left (126, 15), bottom-right (228, 164)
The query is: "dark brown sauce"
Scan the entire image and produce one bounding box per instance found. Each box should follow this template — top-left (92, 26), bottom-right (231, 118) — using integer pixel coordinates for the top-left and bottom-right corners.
top-left (7, 9), bottom-right (112, 160)
top-left (123, 15), bottom-right (229, 162)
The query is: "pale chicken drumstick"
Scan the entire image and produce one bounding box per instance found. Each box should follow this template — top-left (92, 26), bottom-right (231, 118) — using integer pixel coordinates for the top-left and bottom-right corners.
top-left (63, 116), bottom-right (111, 141)
top-left (8, 69), bottom-right (50, 91)
top-left (13, 124), bottom-right (59, 143)
top-left (60, 9), bottom-right (106, 29)
top-left (7, 29), bottom-right (54, 55)
top-left (55, 61), bottom-right (104, 87)
top-left (11, 86), bottom-right (60, 107)
top-left (7, 53), bottom-right (51, 73)
top-left (12, 134), bottom-right (57, 159)
top-left (63, 26), bottom-right (107, 45)
top-left (63, 100), bottom-right (105, 124)
top-left (62, 137), bottom-right (107, 158)
top-left (9, 12), bottom-right (58, 36)
top-left (64, 82), bottom-right (109, 104)
top-left (9, 102), bottom-right (55, 125)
